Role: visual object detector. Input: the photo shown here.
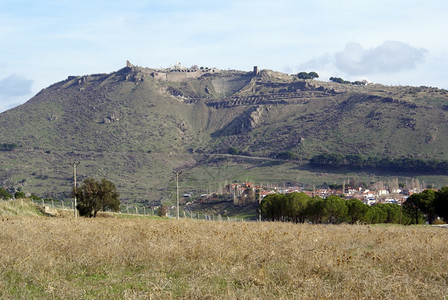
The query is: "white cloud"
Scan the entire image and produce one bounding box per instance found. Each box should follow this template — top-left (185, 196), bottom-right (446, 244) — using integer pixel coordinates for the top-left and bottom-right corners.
top-left (296, 41), bottom-right (428, 81)
top-left (334, 41), bottom-right (427, 75)
top-left (0, 74), bottom-right (33, 97)
top-left (0, 74), bottom-right (33, 113)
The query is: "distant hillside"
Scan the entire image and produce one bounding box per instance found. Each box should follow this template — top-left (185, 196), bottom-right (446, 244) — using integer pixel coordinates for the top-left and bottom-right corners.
top-left (1, 62), bottom-right (448, 203)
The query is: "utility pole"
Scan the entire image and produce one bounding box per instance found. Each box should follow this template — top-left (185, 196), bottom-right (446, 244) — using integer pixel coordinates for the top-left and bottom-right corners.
top-left (173, 170), bottom-right (182, 220)
top-left (71, 161), bottom-right (80, 217)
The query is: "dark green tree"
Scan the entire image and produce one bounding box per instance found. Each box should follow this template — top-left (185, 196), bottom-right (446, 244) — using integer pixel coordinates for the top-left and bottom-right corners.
top-left (260, 194), bottom-right (287, 221)
top-left (365, 205), bottom-right (386, 224)
top-left (286, 192), bottom-right (310, 223)
top-left (297, 72), bottom-right (312, 79)
top-left (403, 190), bottom-right (436, 224)
top-left (0, 188), bottom-right (12, 199)
top-left (417, 189), bottom-right (436, 224)
top-left (73, 178), bottom-right (120, 217)
top-left (375, 203), bottom-right (402, 224)
top-left (14, 191), bottom-right (26, 199)
top-left (435, 187), bottom-right (448, 222)
top-left (306, 196), bottom-right (325, 223)
top-left (345, 198), bottom-right (368, 224)
top-left (324, 195), bottom-right (348, 224)
top-left (329, 77), bottom-right (345, 84)
top-left (308, 72), bottom-right (319, 79)
top-left (403, 193), bottom-right (426, 224)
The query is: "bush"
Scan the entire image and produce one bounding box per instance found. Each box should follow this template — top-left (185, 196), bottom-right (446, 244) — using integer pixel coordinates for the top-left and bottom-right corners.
top-left (0, 188), bottom-right (12, 200)
top-left (14, 191), bottom-right (26, 199)
top-left (158, 204), bottom-right (169, 217)
top-left (433, 218), bottom-right (446, 225)
top-left (228, 147), bottom-right (239, 155)
top-left (0, 143), bottom-right (18, 151)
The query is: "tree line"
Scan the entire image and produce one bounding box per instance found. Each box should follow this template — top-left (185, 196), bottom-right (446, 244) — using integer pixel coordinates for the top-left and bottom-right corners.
top-left (310, 153), bottom-right (448, 174)
top-left (329, 77), bottom-right (367, 85)
top-left (260, 189), bottom-right (448, 225)
top-left (403, 188), bottom-right (448, 224)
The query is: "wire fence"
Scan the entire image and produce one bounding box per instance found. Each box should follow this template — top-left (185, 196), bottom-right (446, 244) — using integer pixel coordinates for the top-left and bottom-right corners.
top-left (120, 204), bottom-right (246, 222)
top-left (0, 198), bottom-right (247, 222)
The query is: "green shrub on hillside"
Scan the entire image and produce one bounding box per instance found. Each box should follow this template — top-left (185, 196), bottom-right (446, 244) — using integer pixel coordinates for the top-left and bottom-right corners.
top-left (0, 188), bottom-right (12, 200)
top-left (0, 143), bottom-right (18, 151)
top-left (14, 191), bottom-right (26, 199)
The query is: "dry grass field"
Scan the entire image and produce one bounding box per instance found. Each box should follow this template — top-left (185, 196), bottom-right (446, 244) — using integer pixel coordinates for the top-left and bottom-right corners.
top-left (1, 202), bottom-right (448, 299)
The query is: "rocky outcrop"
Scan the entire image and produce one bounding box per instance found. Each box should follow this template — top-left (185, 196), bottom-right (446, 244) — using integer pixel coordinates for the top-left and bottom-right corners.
top-left (103, 114), bottom-right (119, 124)
top-left (211, 106), bottom-right (264, 137)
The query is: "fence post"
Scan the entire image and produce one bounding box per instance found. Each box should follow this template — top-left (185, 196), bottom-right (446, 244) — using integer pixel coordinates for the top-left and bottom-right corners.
top-left (135, 207), bottom-right (138, 215)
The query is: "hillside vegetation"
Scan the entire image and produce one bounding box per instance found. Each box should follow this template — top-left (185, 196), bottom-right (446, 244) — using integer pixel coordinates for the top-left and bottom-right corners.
top-left (1, 216), bottom-right (447, 299)
top-left (1, 64), bottom-right (448, 203)
top-left (0, 199), bottom-right (47, 217)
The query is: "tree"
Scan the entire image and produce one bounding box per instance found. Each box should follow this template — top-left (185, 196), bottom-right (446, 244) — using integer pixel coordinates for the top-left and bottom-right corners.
top-left (260, 194), bottom-right (287, 221)
top-left (346, 198), bottom-right (368, 224)
top-left (329, 77), bottom-right (351, 84)
top-left (403, 189), bottom-right (436, 224)
top-left (286, 192), bottom-right (310, 223)
top-left (73, 178), bottom-right (120, 217)
top-left (308, 72), bottom-right (319, 79)
top-left (403, 193), bottom-right (425, 224)
top-left (418, 189), bottom-right (437, 224)
top-left (306, 196), bottom-right (325, 224)
top-left (158, 204), bottom-right (169, 217)
top-left (14, 191), bottom-right (26, 199)
top-left (297, 71), bottom-right (319, 80)
top-left (375, 203), bottom-right (402, 224)
top-left (0, 188), bottom-right (12, 200)
top-left (297, 72), bottom-right (311, 79)
top-left (324, 195), bottom-right (348, 224)
top-left (435, 187), bottom-right (448, 222)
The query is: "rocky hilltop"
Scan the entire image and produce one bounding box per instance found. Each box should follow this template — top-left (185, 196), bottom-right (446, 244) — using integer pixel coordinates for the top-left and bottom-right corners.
top-left (1, 62), bottom-right (448, 203)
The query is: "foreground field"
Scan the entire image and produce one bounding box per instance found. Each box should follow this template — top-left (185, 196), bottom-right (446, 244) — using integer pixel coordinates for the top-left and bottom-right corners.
top-left (1, 214), bottom-right (448, 299)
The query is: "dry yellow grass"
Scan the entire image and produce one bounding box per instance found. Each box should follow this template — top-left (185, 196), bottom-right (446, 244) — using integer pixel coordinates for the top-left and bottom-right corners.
top-left (0, 215), bottom-right (447, 299)
top-left (0, 199), bottom-right (44, 217)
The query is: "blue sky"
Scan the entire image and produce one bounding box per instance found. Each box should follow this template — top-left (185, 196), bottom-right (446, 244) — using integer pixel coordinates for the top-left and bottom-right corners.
top-left (1, 0), bottom-right (447, 112)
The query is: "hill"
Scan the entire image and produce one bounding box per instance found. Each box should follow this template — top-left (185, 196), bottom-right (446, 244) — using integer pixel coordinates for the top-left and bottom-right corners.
top-left (1, 62), bottom-right (448, 204)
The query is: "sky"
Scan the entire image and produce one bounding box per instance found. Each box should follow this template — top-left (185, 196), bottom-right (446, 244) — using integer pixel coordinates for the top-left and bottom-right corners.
top-left (0, 0), bottom-right (447, 113)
